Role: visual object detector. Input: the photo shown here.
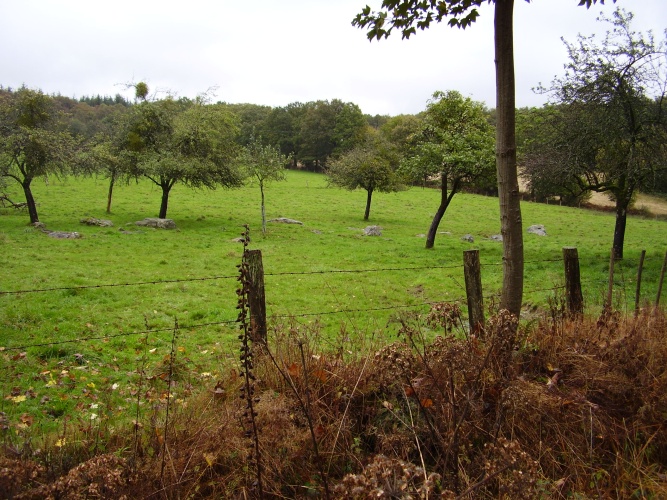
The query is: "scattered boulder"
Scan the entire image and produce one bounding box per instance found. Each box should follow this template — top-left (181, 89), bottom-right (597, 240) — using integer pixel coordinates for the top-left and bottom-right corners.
top-left (489, 234), bottom-right (503, 242)
top-left (31, 222), bottom-right (81, 239)
top-left (311, 229), bottom-right (322, 235)
top-left (231, 237), bottom-right (245, 243)
top-left (80, 217), bottom-right (113, 227)
top-left (135, 218), bottom-right (177, 229)
top-left (48, 231), bottom-right (81, 239)
top-left (461, 234), bottom-right (474, 243)
top-left (416, 234), bottom-right (426, 238)
top-left (269, 217), bottom-right (303, 225)
top-left (527, 224), bottom-right (547, 236)
top-left (363, 225), bottom-right (382, 236)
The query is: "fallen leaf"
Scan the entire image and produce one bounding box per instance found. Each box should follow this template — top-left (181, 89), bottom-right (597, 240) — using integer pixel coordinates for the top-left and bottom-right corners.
top-left (382, 401), bottom-right (394, 410)
top-left (420, 398), bottom-right (434, 408)
top-left (286, 363), bottom-right (300, 377)
top-left (12, 395), bottom-right (26, 403)
top-left (203, 453), bottom-right (216, 467)
top-left (312, 369), bottom-right (328, 383)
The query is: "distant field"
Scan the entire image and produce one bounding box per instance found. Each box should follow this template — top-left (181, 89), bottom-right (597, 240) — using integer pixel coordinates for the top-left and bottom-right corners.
top-left (1, 170), bottom-right (666, 433)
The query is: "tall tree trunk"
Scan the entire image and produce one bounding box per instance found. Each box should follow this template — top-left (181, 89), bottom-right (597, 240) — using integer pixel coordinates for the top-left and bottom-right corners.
top-left (613, 201), bottom-right (628, 260)
top-left (364, 188), bottom-right (373, 220)
top-left (425, 175), bottom-right (459, 249)
top-left (106, 172), bottom-right (115, 214)
top-left (494, 0), bottom-right (523, 318)
top-left (260, 181), bottom-right (267, 235)
top-left (158, 183), bottom-right (171, 219)
top-left (21, 178), bottom-right (39, 224)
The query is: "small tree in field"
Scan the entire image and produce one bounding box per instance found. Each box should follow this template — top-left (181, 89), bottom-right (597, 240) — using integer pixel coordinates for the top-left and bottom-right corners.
top-left (0, 87), bottom-right (77, 224)
top-left (327, 132), bottom-right (403, 220)
top-left (119, 97), bottom-right (243, 219)
top-left (536, 8), bottom-right (667, 259)
top-left (238, 136), bottom-right (288, 234)
top-left (401, 90), bottom-right (495, 249)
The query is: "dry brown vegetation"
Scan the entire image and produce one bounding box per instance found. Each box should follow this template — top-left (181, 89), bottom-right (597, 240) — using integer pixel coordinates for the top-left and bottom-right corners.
top-left (2, 300), bottom-right (667, 499)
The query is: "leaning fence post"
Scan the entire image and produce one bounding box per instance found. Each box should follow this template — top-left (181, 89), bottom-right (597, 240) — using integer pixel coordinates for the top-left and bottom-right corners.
top-left (463, 249), bottom-right (485, 334)
top-left (635, 250), bottom-right (646, 317)
top-left (605, 247), bottom-right (616, 312)
top-left (656, 250), bottom-right (667, 307)
top-left (562, 247), bottom-right (584, 316)
top-left (246, 249), bottom-right (267, 344)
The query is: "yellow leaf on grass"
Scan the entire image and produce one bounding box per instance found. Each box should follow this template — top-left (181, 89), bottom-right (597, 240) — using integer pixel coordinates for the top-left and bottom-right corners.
top-left (12, 395), bottom-right (26, 403)
top-left (203, 452), bottom-right (216, 467)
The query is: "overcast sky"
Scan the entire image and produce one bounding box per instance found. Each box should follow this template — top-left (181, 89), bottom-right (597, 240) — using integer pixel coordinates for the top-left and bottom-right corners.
top-left (1, 1), bottom-right (665, 116)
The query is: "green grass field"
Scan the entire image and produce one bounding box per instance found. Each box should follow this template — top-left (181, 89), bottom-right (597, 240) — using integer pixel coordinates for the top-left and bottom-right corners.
top-left (1, 170), bottom-right (666, 434)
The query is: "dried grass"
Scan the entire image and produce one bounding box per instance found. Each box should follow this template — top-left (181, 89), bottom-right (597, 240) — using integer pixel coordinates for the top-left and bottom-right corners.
top-left (2, 307), bottom-right (667, 498)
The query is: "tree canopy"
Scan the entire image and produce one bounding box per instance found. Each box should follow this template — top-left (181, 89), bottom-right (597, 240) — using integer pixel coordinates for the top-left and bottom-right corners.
top-left (327, 130), bottom-right (403, 220)
top-left (353, 0), bottom-right (614, 318)
top-left (237, 136), bottom-right (288, 234)
top-left (0, 87), bottom-right (78, 223)
top-left (118, 97), bottom-right (243, 219)
top-left (401, 90), bottom-right (495, 248)
top-left (532, 8), bottom-right (667, 258)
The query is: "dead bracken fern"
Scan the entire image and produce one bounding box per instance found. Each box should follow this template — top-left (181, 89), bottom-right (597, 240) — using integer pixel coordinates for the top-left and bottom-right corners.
top-left (2, 304), bottom-right (667, 498)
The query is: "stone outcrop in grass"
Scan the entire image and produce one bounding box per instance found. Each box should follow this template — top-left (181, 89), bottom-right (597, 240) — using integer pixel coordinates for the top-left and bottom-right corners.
top-left (135, 218), bottom-right (177, 229)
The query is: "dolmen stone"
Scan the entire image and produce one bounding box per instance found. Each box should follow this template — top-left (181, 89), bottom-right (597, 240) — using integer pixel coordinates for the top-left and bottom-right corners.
top-left (461, 234), bottom-right (474, 243)
top-left (527, 224), bottom-right (547, 236)
top-left (363, 225), bottom-right (382, 236)
top-left (269, 217), bottom-right (303, 225)
top-left (80, 217), bottom-right (113, 227)
top-left (489, 234), bottom-right (503, 242)
top-left (48, 231), bottom-right (82, 239)
top-left (135, 218), bottom-right (177, 229)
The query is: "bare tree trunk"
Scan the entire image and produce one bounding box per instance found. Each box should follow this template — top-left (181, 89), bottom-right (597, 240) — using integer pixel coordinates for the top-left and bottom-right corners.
top-left (21, 178), bottom-right (39, 224)
top-left (613, 201), bottom-right (628, 260)
top-left (106, 172), bottom-right (115, 214)
top-left (364, 188), bottom-right (373, 220)
top-left (260, 181), bottom-right (267, 235)
top-left (494, 0), bottom-right (523, 318)
top-left (159, 184), bottom-right (171, 219)
top-left (425, 175), bottom-right (459, 249)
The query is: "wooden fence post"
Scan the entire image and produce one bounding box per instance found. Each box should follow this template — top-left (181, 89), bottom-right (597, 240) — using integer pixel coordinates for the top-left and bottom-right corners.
top-left (605, 248), bottom-right (616, 312)
top-left (562, 247), bottom-right (584, 317)
top-left (246, 249), bottom-right (267, 344)
top-left (635, 250), bottom-right (646, 317)
top-left (657, 250), bottom-right (667, 307)
top-left (463, 249), bottom-right (485, 334)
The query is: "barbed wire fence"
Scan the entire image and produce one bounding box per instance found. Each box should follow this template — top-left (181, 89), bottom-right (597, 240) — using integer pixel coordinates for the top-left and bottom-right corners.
top-left (1, 248), bottom-right (665, 353)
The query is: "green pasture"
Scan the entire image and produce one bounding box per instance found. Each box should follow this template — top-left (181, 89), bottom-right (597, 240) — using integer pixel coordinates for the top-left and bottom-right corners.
top-left (0, 170), bottom-right (665, 434)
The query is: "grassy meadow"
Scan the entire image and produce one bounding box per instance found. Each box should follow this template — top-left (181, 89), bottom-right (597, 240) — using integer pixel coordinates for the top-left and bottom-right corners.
top-left (0, 170), bottom-right (666, 433)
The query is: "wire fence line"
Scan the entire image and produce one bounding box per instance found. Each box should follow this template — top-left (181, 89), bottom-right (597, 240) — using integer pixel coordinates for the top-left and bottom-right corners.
top-left (1, 253), bottom-right (661, 352)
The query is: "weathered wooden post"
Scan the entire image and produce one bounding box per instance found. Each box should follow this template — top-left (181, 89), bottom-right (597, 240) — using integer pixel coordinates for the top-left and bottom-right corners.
top-left (562, 247), bottom-right (584, 316)
top-left (246, 249), bottom-right (267, 343)
top-left (605, 248), bottom-right (616, 312)
top-left (463, 249), bottom-right (485, 334)
top-left (635, 250), bottom-right (646, 317)
top-left (656, 250), bottom-right (667, 307)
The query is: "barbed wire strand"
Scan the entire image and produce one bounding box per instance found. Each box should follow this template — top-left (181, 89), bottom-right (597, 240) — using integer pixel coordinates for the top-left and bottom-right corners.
top-left (0, 259), bottom-right (571, 296)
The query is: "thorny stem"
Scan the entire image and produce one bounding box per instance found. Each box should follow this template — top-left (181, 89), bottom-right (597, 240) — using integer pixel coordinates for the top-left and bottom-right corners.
top-left (298, 342), bottom-right (332, 500)
top-left (160, 318), bottom-right (179, 483)
top-left (238, 225), bottom-right (264, 497)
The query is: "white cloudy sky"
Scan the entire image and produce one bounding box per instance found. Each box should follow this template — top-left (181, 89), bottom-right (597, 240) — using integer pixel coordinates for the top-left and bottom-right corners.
top-left (1, 1), bottom-right (665, 116)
